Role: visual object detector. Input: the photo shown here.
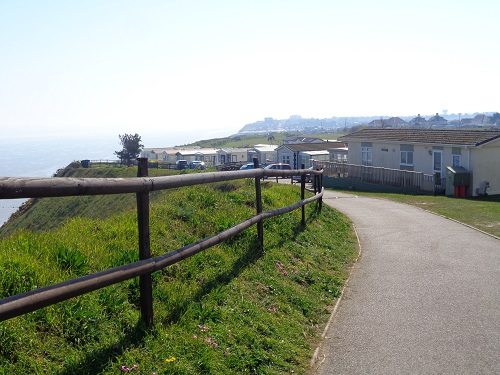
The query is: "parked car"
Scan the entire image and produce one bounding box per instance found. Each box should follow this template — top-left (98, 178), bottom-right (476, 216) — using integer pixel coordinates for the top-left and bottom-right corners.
top-left (293, 166), bottom-right (314, 183)
top-left (189, 160), bottom-right (206, 170)
top-left (240, 163), bottom-right (265, 170)
top-left (176, 160), bottom-right (188, 170)
top-left (263, 163), bottom-right (292, 178)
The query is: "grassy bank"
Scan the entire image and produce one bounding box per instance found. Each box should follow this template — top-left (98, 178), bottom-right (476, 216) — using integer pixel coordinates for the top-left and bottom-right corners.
top-left (184, 132), bottom-right (346, 149)
top-left (0, 166), bottom-right (358, 374)
top-left (0, 163), bottom-right (179, 237)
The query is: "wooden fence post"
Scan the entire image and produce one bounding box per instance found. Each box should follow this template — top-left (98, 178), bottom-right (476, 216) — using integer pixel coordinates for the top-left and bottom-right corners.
top-left (319, 169), bottom-right (323, 213)
top-left (253, 157), bottom-right (264, 249)
top-left (301, 164), bottom-right (306, 226)
top-left (137, 158), bottom-right (154, 328)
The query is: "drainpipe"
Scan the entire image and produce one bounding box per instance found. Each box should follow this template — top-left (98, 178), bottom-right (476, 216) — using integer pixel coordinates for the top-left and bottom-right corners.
top-left (466, 146), bottom-right (472, 196)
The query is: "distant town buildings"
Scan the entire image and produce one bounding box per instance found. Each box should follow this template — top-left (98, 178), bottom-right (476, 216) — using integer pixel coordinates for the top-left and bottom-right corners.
top-left (142, 111), bottom-right (499, 170)
top-left (238, 112), bottom-right (500, 136)
top-left (369, 117), bottom-right (407, 127)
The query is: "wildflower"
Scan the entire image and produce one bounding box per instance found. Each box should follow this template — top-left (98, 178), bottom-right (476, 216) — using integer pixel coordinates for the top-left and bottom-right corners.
top-left (193, 335), bottom-right (198, 339)
top-left (267, 302), bottom-right (278, 312)
top-left (121, 365), bottom-right (130, 372)
top-left (197, 324), bottom-right (209, 332)
top-left (165, 357), bottom-right (176, 363)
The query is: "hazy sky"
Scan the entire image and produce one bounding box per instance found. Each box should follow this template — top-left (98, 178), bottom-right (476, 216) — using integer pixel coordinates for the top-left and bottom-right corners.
top-left (1, 0), bottom-right (499, 145)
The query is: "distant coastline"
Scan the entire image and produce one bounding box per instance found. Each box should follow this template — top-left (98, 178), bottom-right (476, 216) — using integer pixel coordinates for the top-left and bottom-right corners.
top-left (0, 130), bottom-right (231, 227)
top-left (0, 135), bottom-right (118, 227)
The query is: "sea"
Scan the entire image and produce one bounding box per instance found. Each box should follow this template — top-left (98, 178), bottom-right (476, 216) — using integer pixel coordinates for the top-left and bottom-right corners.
top-left (0, 131), bottom-right (213, 227)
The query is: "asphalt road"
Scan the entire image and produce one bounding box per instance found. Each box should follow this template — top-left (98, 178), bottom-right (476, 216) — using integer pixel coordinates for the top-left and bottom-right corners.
top-left (310, 190), bottom-right (500, 375)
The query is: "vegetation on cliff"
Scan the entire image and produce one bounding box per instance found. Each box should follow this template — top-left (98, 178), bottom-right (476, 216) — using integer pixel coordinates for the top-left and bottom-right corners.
top-left (0, 165), bottom-right (357, 374)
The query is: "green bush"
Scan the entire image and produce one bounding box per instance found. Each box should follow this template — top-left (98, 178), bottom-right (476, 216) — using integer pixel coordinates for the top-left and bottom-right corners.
top-left (55, 246), bottom-right (88, 275)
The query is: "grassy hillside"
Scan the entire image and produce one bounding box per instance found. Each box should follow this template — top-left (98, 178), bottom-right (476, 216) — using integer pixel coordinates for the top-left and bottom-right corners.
top-left (0, 163), bottom-right (179, 237)
top-left (0, 165), bottom-right (358, 375)
top-left (184, 132), bottom-right (346, 148)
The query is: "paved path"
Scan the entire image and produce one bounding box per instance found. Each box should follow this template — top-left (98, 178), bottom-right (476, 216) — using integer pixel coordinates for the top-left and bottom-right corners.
top-left (311, 190), bottom-right (500, 375)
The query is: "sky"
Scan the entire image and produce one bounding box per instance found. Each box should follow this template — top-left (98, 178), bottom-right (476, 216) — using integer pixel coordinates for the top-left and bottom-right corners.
top-left (1, 0), bottom-right (499, 146)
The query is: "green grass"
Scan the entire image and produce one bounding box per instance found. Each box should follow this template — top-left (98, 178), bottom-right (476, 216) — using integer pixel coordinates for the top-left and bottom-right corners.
top-left (0, 164), bottom-right (180, 237)
top-left (183, 132), bottom-right (346, 149)
top-left (0, 166), bottom-right (358, 374)
top-left (337, 190), bottom-right (500, 238)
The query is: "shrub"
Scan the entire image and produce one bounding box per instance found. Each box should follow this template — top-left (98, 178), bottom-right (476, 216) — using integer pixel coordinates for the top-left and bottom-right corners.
top-left (55, 246), bottom-right (88, 275)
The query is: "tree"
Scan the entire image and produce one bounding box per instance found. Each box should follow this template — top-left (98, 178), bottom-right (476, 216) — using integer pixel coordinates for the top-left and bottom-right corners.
top-left (115, 133), bottom-right (144, 165)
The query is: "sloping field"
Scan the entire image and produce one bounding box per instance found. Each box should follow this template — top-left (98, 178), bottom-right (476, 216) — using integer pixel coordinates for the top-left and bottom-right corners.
top-left (0, 165), bottom-right (358, 375)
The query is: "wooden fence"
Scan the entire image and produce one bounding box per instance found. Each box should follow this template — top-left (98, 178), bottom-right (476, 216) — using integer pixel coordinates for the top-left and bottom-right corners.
top-left (83, 159), bottom-right (246, 171)
top-left (313, 160), bottom-right (436, 192)
top-left (0, 159), bottom-right (323, 327)
top-left (83, 159), bottom-right (123, 168)
top-left (83, 159), bottom-right (178, 169)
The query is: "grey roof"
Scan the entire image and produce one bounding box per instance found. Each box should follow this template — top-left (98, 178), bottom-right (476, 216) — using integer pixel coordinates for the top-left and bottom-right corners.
top-left (283, 136), bottom-right (324, 143)
top-left (218, 147), bottom-right (249, 153)
top-left (409, 115), bottom-right (427, 123)
top-left (428, 113), bottom-right (447, 122)
top-left (369, 117), bottom-right (407, 126)
top-left (250, 145), bottom-right (277, 152)
top-left (277, 141), bottom-right (346, 152)
top-left (388, 117), bottom-right (408, 124)
top-left (339, 128), bottom-right (500, 146)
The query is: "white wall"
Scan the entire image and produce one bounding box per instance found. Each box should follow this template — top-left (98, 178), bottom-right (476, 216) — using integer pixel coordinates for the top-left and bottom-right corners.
top-left (232, 151), bottom-right (247, 163)
top-left (277, 149), bottom-right (294, 166)
top-left (141, 151), bottom-right (159, 160)
top-left (347, 143), bottom-right (361, 164)
top-left (346, 138), bottom-right (500, 196)
top-left (470, 141), bottom-right (500, 196)
top-left (348, 141), bottom-right (473, 176)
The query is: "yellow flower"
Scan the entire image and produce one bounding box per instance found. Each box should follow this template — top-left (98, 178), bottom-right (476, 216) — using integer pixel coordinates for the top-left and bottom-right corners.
top-left (165, 357), bottom-right (176, 363)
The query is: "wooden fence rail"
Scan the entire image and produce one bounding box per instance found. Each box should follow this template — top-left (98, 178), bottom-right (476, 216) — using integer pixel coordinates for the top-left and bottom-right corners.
top-left (0, 158), bottom-right (323, 326)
